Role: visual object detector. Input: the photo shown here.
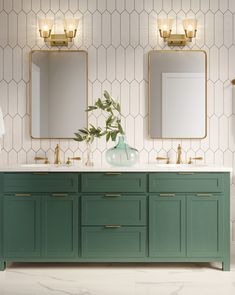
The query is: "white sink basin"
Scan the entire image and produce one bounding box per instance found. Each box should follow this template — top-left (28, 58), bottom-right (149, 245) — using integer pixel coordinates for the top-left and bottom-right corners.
top-left (21, 164), bottom-right (50, 168)
top-left (155, 163), bottom-right (207, 168)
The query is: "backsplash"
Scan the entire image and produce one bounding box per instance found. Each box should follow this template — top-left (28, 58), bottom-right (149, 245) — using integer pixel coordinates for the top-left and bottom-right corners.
top-left (0, 0), bottom-right (235, 219)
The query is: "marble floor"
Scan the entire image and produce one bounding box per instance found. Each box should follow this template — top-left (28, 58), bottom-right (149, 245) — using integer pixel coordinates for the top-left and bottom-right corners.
top-left (0, 257), bottom-right (235, 295)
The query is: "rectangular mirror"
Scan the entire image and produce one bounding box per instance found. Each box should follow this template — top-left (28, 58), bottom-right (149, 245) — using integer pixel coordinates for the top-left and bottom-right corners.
top-left (149, 50), bottom-right (207, 139)
top-left (30, 50), bottom-right (87, 139)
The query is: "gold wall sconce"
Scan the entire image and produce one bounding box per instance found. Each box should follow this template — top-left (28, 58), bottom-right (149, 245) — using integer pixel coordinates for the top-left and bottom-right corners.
top-left (157, 18), bottom-right (197, 46)
top-left (38, 18), bottom-right (79, 46)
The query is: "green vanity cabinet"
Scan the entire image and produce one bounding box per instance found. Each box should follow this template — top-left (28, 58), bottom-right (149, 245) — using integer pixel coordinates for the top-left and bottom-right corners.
top-left (149, 195), bottom-right (186, 257)
top-left (0, 171), bottom-right (231, 271)
top-left (3, 194), bottom-right (41, 258)
top-left (42, 194), bottom-right (79, 258)
top-left (187, 194), bottom-right (223, 258)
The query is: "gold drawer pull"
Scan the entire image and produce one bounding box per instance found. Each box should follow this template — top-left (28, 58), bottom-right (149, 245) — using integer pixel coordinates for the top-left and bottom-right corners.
top-left (52, 193), bottom-right (68, 197)
top-left (33, 172), bottom-right (49, 175)
top-left (159, 194), bottom-right (175, 197)
top-left (196, 193), bottom-right (213, 197)
top-left (104, 225), bottom-right (121, 229)
top-left (15, 194), bottom-right (32, 197)
top-left (105, 172), bottom-right (122, 176)
top-left (178, 172), bottom-right (194, 175)
top-left (104, 194), bottom-right (121, 197)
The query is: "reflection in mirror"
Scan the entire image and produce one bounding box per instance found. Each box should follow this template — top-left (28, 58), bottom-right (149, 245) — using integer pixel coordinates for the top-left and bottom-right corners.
top-left (30, 50), bottom-right (87, 139)
top-left (149, 50), bottom-right (206, 139)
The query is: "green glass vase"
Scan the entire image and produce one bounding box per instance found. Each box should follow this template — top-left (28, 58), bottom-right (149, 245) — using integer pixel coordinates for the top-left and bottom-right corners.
top-left (105, 136), bottom-right (139, 166)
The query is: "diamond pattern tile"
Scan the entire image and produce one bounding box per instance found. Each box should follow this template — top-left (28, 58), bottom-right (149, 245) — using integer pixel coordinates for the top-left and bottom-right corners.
top-left (1, 0), bottom-right (235, 225)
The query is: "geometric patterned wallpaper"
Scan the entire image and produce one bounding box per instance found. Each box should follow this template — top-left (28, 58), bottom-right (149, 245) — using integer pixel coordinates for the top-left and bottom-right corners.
top-left (0, 0), bottom-right (235, 228)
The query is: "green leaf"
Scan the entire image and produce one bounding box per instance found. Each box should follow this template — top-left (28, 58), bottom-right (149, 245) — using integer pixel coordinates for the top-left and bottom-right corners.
top-left (106, 132), bottom-right (111, 142)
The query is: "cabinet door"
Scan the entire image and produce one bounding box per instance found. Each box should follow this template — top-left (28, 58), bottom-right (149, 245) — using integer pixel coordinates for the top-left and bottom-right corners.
top-left (42, 194), bottom-right (78, 257)
top-left (149, 195), bottom-right (186, 257)
top-left (187, 194), bottom-right (223, 257)
top-left (3, 195), bottom-right (41, 257)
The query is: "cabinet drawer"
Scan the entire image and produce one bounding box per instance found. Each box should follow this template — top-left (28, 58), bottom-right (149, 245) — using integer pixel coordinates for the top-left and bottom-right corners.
top-left (149, 173), bottom-right (224, 193)
top-left (82, 226), bottom-right (146, 258)
top-left (81, 173), bottom-right (147, 193)
top-left (82, 195), bottom-right (146, 226)
top-left (4, 173), bottom-right (79, 193)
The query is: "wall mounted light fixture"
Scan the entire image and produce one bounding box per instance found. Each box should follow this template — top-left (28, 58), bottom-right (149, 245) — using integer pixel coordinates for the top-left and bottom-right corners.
top-left (157, 18), bottom-right (197, 46)
top-left (38, 18), bottom-right (79, 46)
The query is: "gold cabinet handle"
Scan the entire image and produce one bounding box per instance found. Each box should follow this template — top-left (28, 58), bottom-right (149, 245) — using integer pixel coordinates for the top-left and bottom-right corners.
top-left (196, 193), bottom-right (213, 197)
top-left (178, 172), bottom-right (194, 175)
top-left (33, 172), bottom-right (49, 175)
top-left (104, 194), bottom-right (121, 197)
top-left (105, 172), bottom-right (122, 175)
top-left (159, 194), bottom-right (176, 197)
top-left (104, 225), bottom-right (121, 228)
top-left (15, 194), bottom-right (32, 197)
top-left (51, 193), bottom-right (68, 197)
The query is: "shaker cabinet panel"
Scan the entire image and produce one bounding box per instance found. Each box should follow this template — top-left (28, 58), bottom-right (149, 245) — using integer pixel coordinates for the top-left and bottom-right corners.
top-left (82, 195), bottom-right (146, 226)
top-left (149, 173), bottom-right (223, 193)
top-left (42, 195), bottom-right (79, 257)
top-left (4, 173), bottom-right (79, 193)
top-left (187, 195), bottom-right (223, 257)
top-left (149, 195), bottom-right (186, 257)
top-left (3, 195), bottom-right (41, 258)
top-left (81, 173), bottom-right (147, 193)
top-left (82, 226), bottom-right (146, 258)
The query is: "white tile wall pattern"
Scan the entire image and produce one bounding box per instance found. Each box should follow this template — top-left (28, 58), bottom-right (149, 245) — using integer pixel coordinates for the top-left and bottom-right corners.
top-left (1, 0), bottom-right (235, 224)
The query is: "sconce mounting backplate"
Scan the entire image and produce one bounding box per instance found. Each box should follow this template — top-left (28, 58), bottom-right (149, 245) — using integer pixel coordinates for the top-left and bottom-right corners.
top-left (49, 34), bottom-right (68, 46)
top-left (167, 34), bottom-right (187, 46)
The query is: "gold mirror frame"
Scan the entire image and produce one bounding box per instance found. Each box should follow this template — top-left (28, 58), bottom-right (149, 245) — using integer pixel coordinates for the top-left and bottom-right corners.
top-left (148, 50), bottom-right (207, 140)
top-left (29, 50), bottom-right (88, 139)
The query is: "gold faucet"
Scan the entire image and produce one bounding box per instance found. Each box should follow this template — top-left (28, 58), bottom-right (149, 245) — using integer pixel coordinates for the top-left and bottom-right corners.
top-left (34, 156), bottom-right (50, 164)
top-left (54, 144), bottom-right (61, 165)
top-left (176, 144), bottom-right (182, 164)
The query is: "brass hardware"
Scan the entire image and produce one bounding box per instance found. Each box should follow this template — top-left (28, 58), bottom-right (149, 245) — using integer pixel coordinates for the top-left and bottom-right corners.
top-left (54, 144), bottom-right (61, 165)
top-left (159, 194), bottom-right (176, 197)
top-left (156, 156), bottom-right (170, 164)
top-left (105, 172), bottom-right (122, 176)
top-left (33, 172), bottom-right (49, 175)
top-left (66, 157), bottom-right (81, 165)
top-left (15, 194), bottom-right (32, 197)
top-left (231, 79), bottom-right (235, 85)
top-left (38, 18), bottom-right (79, 47)
top-left (196, 193), bottom-right (213, 197)
top-left (157, 18), bottom-right (197, 46)
top-left (52, 193), bottom-right (68, 197)
top-left (188, 157), bottom-right (203, 164)
top-left (178, 172), bottom-right (194, 175)
top-left (104, 194), bottom-right (121, 197)
top-left (167, 34), bottom-right (187, 46)
top-left (176, 144), bottom-right (182, 164)
top-left (104, 225), bottom-right (121, 228)
top-left (34, 156), bottom-right (50, 164)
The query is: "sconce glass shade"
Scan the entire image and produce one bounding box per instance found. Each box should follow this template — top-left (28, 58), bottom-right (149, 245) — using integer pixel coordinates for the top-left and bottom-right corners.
top-left (38, 19), bottom-right (53, 39)
top-left (183, 19), bottom-right (197, 40)
top-left (157, 19), bottom-right (173, 40)
top-left (64, 19), bottom-right (79, 39)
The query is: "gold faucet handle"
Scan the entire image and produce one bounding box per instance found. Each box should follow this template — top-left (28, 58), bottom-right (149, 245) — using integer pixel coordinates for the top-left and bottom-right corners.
top-left (66, 157), bottom-right (81, 165)
top-left (34, 157), bottom-right (50, 164)
top-left (188, 157), bottom-right (203, 164)
top-left (156, 156), bottom-right (170, 164)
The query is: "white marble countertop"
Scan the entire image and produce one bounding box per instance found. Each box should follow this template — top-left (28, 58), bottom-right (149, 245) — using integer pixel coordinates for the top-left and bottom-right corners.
top-left (0, 163), bottom-right (232, 172)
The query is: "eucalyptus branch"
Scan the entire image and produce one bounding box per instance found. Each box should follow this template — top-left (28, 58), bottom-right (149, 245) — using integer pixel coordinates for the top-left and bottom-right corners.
top-left (74, 91), bottom-right (125, 143)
